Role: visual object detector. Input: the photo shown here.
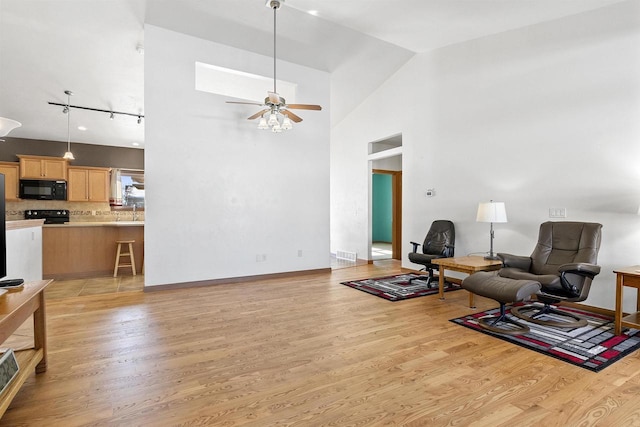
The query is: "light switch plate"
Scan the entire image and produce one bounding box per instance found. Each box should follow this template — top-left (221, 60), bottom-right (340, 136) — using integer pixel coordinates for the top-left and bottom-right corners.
top-left (549, 208), bottom-right (567, 218)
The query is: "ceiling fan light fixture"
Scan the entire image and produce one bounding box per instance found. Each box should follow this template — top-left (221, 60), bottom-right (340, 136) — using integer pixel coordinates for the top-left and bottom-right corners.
top-left (225, 0), bottom-right (320, 131)
top-left (258, 116), bottom-right (269, 130)
top-left (267, 112), bottom-right (278, 126)
top-left (281, 116), bottom-right (292, 130)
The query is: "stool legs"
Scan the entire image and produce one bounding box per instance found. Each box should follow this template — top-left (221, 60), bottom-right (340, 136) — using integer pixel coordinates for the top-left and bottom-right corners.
top-left (114, 240), bottom-right (136, 277)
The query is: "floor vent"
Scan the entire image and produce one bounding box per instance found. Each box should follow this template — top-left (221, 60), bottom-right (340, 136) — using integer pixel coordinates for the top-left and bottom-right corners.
top-left (336, 250), bottom-right (357, 262)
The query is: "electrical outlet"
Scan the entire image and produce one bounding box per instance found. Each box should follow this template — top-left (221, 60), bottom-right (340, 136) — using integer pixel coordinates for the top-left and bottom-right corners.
top-left (425, 188), bottom-right (435, 198)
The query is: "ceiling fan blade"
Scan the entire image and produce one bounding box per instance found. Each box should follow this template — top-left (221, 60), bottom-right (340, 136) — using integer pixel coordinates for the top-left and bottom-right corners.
top-left (281, 109), bottom-right (303, 123)
top-left (226, 101), bottom-right (264, 106)
top-left (247, 109), bottom-right (269, 120)
top-left (268, 92), bottom-right (282, 105)
top-left (285, 104), bottom-right (322, 111)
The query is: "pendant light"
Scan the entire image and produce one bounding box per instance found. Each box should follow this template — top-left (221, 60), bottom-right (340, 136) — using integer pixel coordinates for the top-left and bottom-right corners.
top-left (62, 90), bottom-right (75, 160)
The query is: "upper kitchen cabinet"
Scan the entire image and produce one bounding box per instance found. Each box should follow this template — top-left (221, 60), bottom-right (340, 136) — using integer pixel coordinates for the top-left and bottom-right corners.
top-left (0, 161), bottom-right (20, 200)
top-left (67, 166), bottom-right (110, 202)
top-left (18, 155), bottom-right (67, 180)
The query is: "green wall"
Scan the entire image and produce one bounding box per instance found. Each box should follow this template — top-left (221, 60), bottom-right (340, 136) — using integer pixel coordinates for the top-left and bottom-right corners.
top-left (372, 174), bottom-right (392, 242)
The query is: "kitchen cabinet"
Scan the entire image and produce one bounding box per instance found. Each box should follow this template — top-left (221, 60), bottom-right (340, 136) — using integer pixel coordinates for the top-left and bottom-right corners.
top-left (0, 161), bottom-right (20, 200)
top-left (18, 155), bottom-right (67, 180)
top-left (67, 166), bottom-right (110, 202)
top-left (43, 223), bottom-right (143, 278)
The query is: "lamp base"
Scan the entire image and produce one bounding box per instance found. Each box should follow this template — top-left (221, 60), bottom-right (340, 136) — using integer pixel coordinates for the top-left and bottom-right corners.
top-left (484, 254), bottom-right (501, 261)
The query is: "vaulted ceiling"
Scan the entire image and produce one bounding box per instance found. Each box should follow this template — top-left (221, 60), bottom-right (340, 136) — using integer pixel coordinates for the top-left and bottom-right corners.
top-left (0, 0), bottom-right (626, 148)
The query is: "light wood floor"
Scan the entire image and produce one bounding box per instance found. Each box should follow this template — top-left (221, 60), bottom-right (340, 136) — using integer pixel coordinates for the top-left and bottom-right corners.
top-left (45, 274), bottom-right (144, 299)
top-left (3, 261), bottom-right (640, 426)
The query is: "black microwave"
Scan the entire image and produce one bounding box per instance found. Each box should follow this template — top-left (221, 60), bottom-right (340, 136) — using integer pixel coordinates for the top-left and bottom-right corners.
top-left (19, 180), bottom-right (67, 200)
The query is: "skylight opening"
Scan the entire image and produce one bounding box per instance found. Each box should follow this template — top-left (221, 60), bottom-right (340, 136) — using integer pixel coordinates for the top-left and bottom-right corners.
top-left (195, 62), bottom-right (297, 103)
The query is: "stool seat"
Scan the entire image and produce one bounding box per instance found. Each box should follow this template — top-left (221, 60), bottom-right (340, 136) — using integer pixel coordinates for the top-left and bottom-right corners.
top-left (462, 271), bottom-right (541, 335)
top-left (114, 240), bottom-right (136, 277)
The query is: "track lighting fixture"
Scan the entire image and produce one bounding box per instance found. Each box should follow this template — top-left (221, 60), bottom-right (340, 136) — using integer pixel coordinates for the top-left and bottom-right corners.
top-left (49, 99), bottom-right (144, 124)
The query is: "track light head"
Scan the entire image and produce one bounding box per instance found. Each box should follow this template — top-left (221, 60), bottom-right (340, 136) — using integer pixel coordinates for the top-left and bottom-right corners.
top-left (109, 112), bottom-right (114, 120)
top-left (137, 116), bottom-right (142, 124)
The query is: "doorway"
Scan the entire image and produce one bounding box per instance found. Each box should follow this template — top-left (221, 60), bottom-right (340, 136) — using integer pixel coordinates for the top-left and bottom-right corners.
top-left (369, 134), bottom-right (402, 261)
top-left (372, 168), bottom-right (402, 260)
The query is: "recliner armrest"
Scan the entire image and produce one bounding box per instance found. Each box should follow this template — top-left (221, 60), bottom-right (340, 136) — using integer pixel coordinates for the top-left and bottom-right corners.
top-left (497, 253), bottom-right (531, 270)
top-left (410, 241), bottom-right (420, 253)
top-left (558, 263), bottom-right (601, 278)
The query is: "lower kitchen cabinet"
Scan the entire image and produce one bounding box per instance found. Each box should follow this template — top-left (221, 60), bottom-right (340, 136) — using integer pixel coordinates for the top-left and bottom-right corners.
top-left (43, 223), bottom-right (143, 279)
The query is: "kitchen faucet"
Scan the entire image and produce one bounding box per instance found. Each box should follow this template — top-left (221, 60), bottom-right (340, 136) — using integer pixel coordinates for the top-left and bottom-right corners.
top-left (133, 205), bottom-right (138, 221)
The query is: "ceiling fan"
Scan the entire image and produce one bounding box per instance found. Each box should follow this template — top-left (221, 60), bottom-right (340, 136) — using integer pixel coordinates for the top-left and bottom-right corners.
top-left (226, 0), bottom-right (322, 132)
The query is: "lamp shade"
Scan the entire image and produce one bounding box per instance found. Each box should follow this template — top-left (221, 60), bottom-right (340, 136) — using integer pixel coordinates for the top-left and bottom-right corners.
top-left (476, 201), bottom-right (507, 223)
top-left (0, 117), bottom-right (21, 137)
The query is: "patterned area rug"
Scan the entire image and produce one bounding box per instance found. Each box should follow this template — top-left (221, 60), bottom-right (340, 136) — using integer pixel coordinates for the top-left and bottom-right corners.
top-left (450, 303), bottom-right (640, 372)
top-left (340, 273), bottom-right (461, 301)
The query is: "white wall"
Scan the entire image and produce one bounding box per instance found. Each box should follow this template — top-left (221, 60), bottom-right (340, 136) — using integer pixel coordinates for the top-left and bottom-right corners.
top-left (6, 225), bottom-right (42, 281)
top-left (145, 26), bottom-right (330, 287)
top-left (331, 1), bottom-right (640, 311)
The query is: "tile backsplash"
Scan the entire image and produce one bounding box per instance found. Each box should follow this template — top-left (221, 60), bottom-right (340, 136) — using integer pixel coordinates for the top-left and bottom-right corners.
top-left (5, 200), bottom-right (144, 222)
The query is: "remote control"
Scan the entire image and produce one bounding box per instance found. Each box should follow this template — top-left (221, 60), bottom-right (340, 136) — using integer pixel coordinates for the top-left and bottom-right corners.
top-left (0, 279), bottom-right (24, 288)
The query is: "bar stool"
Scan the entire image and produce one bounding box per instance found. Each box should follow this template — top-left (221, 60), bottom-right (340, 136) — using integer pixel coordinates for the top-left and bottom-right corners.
top-left (113, 240), bottom-right (136, 277)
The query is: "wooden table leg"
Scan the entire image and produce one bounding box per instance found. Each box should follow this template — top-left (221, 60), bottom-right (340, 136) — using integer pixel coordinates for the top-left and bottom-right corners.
top-left (33, 292), bottom-right (48, 374)
top-left (615, 274), bottom-right (623, 336)
top-left (438, 266), bottom-right (446, 300)
top-left (469, 291), bottom-right (476, 309)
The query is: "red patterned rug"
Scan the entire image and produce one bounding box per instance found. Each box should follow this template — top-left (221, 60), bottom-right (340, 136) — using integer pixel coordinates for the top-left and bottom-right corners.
top-left (450, 303), bottom-right (640, 372)
top-left (340, 273), bottom-right (461, 301)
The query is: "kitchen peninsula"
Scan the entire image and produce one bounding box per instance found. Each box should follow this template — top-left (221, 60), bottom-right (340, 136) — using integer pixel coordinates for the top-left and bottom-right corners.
top-left (43, 221), bottom-right (144, 279)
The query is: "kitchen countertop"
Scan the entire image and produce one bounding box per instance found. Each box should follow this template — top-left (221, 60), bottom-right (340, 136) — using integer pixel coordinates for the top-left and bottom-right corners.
top-left (43, 221), bottom-right (144, 228)
top-left (7, 219), bottom-right (46, 230)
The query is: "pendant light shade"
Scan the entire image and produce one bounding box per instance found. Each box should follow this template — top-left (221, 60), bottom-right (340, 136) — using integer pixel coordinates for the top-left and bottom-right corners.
top-left (0, 117), bottom-right (21, 137)
top-left (63, 90), bottom-right (75, 160)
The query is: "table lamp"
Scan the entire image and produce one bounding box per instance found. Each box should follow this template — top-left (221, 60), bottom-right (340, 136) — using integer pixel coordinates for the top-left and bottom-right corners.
top-left (476, 200), bottom-right (507, 260)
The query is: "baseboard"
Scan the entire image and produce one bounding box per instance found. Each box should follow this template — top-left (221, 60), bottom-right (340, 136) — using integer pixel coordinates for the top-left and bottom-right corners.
top-left (44, 270), bottom-right (119, 280)
top-left (143, 268), bottom-right (332, 292)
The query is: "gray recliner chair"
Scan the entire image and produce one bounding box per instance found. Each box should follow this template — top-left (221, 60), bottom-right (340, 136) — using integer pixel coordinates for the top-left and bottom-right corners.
top-left (499, 221), bottom-right (602, 328)
top-left (408, 220), bottom-right (455, 286)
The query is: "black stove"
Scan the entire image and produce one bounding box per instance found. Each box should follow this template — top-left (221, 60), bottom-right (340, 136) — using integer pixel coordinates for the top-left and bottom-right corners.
top-left (24, 209), bottom-right (70, 224)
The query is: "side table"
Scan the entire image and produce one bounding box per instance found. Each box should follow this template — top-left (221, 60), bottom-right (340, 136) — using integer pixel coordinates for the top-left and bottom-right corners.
top-left (614, 266), bottom-right (640, 335)
top-left (431, 256), bottom-right (503, 307)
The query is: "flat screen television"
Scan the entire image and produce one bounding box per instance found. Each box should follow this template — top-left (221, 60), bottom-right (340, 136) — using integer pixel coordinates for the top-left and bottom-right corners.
top-left (0, 174), bottom-right (6, 280)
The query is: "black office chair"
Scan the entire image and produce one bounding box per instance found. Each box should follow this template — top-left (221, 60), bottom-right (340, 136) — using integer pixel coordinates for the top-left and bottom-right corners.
top-left (408, 220), bottom-right (455, 286)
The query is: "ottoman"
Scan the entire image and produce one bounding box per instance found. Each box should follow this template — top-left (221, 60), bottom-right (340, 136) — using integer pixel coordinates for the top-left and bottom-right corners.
top-left (462, 271), bottom-right (541, 335)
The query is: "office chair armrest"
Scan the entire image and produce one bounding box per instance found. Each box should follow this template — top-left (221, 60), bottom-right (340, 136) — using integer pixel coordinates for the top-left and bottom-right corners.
top-left (558, 263), bottom-right (601, 278)
top-left (444, 244), bottom-right (455, 258)
top-left (497, 253), bottom-right (531, 270)
top-left (410, 241), bottom-right (420, 253)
